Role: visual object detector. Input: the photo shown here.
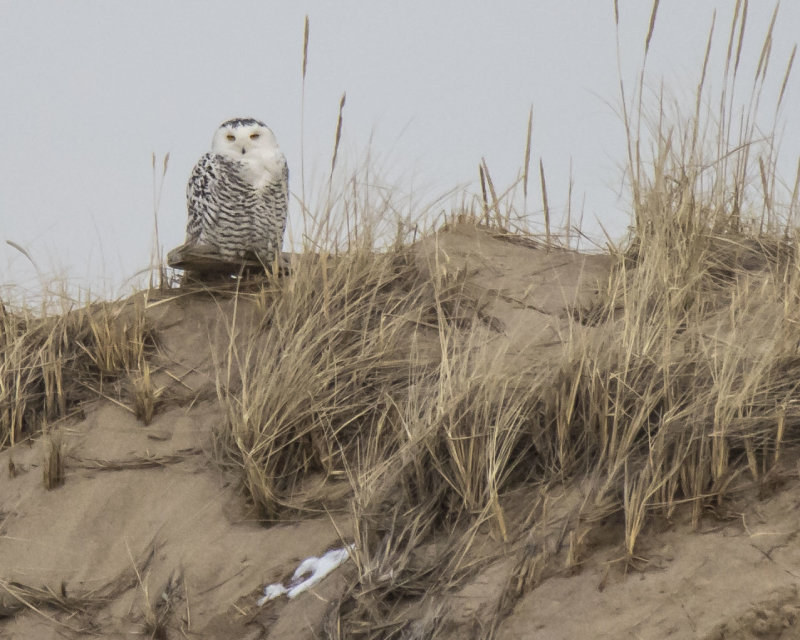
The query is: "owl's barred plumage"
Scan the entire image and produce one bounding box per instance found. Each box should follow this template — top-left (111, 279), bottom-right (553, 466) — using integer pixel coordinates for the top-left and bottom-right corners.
top-left (186, 118), bottom-right (288, 264)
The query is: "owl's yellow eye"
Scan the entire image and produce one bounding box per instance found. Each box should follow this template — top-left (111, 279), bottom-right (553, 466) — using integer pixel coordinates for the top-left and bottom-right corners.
top-left (250, 133), bottom-right (260, 140)
top-left (226, 134), bottom-right (235, 142)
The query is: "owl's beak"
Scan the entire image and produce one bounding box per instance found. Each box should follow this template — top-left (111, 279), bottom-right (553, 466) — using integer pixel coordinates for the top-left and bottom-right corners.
top-left (241, 147), bottom-right (247, 155)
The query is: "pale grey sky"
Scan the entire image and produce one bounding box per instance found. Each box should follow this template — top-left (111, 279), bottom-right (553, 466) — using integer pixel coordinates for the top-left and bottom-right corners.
top-left (1, 2), bottom-right (798, 298)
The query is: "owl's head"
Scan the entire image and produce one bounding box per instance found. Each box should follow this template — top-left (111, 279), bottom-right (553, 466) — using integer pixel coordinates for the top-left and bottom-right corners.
top-left (211, 118), bottom-right (280, 159)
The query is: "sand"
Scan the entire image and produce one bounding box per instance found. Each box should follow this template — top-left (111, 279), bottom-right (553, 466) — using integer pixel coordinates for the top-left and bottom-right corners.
top-left (2, 225), bottom-right (799, 639)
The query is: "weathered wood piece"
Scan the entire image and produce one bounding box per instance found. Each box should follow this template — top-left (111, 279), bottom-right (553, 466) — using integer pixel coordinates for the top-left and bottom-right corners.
top-left (166, 243), bottom-right (290, 282)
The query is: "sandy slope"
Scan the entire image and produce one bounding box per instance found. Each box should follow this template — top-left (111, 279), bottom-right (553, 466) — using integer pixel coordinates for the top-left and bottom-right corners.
top-left (495, 472), bottom-right (800, 639)
top-left (2, 225), bottom-right (800, 639)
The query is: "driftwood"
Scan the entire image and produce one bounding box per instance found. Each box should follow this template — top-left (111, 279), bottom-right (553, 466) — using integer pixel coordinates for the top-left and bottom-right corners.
top-left (166, 243), bottom-right (291, 282)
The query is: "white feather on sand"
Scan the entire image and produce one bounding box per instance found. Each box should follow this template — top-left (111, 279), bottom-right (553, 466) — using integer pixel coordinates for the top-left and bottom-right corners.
top-left (258, 545), bottom-right (355, 606)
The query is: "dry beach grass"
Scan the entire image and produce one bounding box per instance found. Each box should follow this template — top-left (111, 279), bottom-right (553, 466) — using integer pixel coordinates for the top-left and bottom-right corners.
top-left (3, 3), bottom-right (800, 638)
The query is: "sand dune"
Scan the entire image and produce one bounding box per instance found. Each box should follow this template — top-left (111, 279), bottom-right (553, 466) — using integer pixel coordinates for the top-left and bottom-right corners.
top-left (2, 224), bottom-right (799, 639)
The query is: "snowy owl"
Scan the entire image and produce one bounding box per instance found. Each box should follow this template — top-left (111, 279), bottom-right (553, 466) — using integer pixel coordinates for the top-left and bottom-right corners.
top-left (186, 118), bottom-right (288, 264)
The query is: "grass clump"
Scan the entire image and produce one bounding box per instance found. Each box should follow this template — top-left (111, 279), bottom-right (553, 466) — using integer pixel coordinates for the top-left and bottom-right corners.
top-left (0, 295), bottom-right (155, 447)
top-left (215, 242), bottom-right (518, 521)
top-left (131, 360), bottom-right (163, 426)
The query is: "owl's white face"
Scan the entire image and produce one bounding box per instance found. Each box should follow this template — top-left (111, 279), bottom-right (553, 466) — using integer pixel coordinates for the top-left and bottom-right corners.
top-left (211, 118), bottom-right (280, 160)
